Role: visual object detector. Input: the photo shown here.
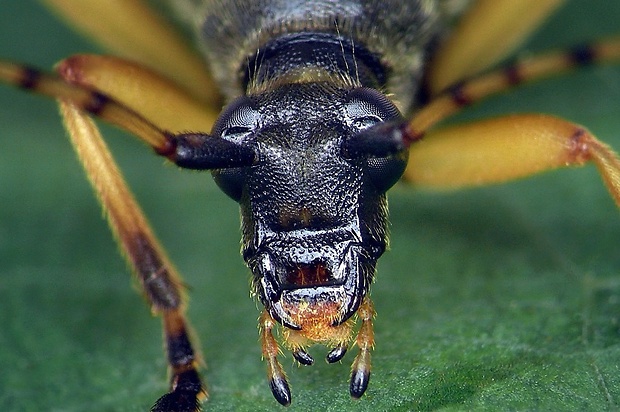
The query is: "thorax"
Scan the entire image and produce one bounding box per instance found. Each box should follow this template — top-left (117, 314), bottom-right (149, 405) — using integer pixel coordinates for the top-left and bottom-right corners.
top-left (166, 0), bottom-right (458, 112)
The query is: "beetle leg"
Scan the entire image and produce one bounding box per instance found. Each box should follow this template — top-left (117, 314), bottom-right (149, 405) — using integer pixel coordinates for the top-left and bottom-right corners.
top-left (350, 297), bottom-right (375, 399)
top-left (388, 38), bottom-right (620, 202)
top-left (0, 62), bottom-right (253, 171)
top-left (405, 114), bottom-right (620, 207)
top-left (56, 54), bottom-right (217, 132)
top-left (429, 0), bottom-right (565, 94)
top-left (58, 100), bottom-right (206, 411)
top-left (411, 37), bottom-right (620, 136)
top-left (41, 0), bottom-right (219, 105)
top-left (0, 61), bottom-right (177, 150)
top-left (259, 310), bottom-right (292, 406)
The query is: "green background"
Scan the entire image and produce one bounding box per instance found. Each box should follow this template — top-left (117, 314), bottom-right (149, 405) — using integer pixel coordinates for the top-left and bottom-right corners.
top-left (1, 1), bottom-right (620, 411)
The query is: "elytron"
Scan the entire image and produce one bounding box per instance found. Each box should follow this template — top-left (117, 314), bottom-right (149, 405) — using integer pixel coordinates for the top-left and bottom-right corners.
top-left (1, 1), bottom-right (620, 410)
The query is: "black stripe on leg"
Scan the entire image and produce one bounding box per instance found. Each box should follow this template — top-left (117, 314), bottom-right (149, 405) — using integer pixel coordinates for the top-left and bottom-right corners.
top-left (166, 321), bottom-right (195, 368)
top-left (503, 63), bottom-right (524, 86)
top-left (447, 82), bottom-right (473, 107)
top-left (172, 368), bottom-right (203, 393)
top-left (132, 232), bottom-right (182, 310)
top-left (153, 312), bottom-right (206, 412)
top-left (151, 369), bottom-right (205, 412)
top-left (84, 91), bottom-right (110, 116)
top-left (17, 66), bottom-right (42, 89)
top-left (569, 44), bottom-right (596, 66)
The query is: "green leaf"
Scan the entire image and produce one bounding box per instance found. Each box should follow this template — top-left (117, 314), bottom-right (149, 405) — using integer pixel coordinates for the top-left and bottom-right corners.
top-left (0, 2), bottom-right (619, 411)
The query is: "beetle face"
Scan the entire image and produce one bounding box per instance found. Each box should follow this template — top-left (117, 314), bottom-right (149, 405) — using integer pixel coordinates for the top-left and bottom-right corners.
top-left (212, 81), bottom-right (406, 331)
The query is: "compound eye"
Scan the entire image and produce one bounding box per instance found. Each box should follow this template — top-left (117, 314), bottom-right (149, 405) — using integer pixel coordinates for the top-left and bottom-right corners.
top-left (211, 96), bottom-right (260, 202)
top-left (345, 87), bottom-right (401, 130)
top-left (212, 96), bottom-right (260, 141)
top-left (212, 167), bottom-right (247, 202)
top-left (344, 88), bottom-right (407, 193)
top-left (365, 154), bottom-right (408, 193)
top-left (221, 125), bottom-right (253, 140)
top-left (352, 114), bottom-right (383, 130)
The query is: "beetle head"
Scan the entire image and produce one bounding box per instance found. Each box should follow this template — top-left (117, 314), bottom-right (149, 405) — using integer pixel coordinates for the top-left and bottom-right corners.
top-left (211, 82), bottom-right (407, 332)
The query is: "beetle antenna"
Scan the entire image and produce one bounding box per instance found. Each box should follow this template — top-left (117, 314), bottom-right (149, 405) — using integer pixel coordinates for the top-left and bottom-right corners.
top-left (341, 121), bottom-right (420, 159)
top-left (158, 132), bottom-right (256, 170)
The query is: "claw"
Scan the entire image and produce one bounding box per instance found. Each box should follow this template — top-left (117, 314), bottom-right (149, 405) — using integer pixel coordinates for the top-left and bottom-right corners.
top-left (151, 369), bottom-right (206, 412)
top-left (151, 390), bottom-right (203, 412)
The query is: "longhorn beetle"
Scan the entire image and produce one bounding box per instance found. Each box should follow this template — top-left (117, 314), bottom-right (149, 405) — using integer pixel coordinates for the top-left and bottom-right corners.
top-left (1, 0), bottom-right (613, 412)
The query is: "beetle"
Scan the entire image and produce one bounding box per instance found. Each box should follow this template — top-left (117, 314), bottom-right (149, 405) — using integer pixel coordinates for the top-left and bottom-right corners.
top-left (1, 0), bottom-right (620, 412)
